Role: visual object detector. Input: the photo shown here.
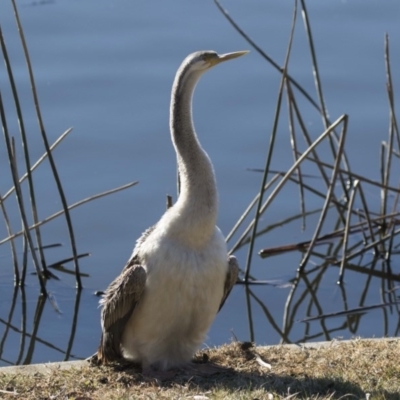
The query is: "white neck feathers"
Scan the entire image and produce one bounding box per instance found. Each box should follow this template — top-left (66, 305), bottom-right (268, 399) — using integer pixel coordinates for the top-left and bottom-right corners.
top-left (167, 58), bottom-right (218, 245)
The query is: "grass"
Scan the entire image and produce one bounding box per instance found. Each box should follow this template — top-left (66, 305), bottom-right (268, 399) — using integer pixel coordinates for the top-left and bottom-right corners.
top-left (1, 339), bottom-right (399, 399)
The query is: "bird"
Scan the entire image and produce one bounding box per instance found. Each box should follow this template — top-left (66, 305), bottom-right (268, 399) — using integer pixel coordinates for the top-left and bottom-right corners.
top-left (97, 50), bottom-right (248, 374)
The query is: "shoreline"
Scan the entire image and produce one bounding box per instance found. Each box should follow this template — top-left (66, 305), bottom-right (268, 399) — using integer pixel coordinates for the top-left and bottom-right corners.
top-left (1, 337), bottom-right (397, 375)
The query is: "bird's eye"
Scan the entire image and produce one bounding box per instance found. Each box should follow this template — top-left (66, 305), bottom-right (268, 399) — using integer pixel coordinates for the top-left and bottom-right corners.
top-left (202, 53), bottom-right (217, 63)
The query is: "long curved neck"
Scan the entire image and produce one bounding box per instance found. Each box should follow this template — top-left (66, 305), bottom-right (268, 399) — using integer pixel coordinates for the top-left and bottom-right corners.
top-left (169, 64), bottom-right (218, 239)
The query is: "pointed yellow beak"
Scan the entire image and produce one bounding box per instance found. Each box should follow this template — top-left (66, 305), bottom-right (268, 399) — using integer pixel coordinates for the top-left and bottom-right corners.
top-left (210, 50), bottom-right (249, 66)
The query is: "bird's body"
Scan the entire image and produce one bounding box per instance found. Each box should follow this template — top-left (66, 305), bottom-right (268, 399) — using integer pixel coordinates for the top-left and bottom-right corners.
top-left (120, 224), bottom-right (227, 369)
top-left (97, 50), bottom-right (247, 371)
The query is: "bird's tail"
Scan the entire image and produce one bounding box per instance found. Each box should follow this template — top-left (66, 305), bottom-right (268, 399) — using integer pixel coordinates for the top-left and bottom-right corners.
top-left (97, 332), bottom-right (121, 365)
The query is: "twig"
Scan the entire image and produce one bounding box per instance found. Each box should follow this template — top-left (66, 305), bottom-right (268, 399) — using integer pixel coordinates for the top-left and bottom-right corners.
top-left (23, 294), bottom-right (46, 364)
top-left (301, 153), bottom-right (400, 193)
top-left (338, 179), bottom-right (358, 285)
top-left (0, 287), bottom-right (19, 359)
top-left (301, 301), bottom-right (400, 322)
top-left (64, 289), bottom-right (82, 361)
top-left (47, 253), bottom-right (90, 270)
top-left (10, 138), bottom-right (47, 291)
top-left (0, 191), bottom-right (19, 283)
top-left (300, 0), bottom-right (350, 203)
top-left (285, 80), bottom-right (346, 225)
top-left (1, 127), bottom-right (73, 202)
top-left (213, 0), bottom-right (321, 112)
top-left (258, 205), bottom-right (396, 258)
top-left (0, 89), bottom-right (46, 293)
top-left (226, 174), bottom-right (280, 246)
top-left (0, 181), bottom-right (138, 245)
top-left (384, 34), bottom-right (400, 157)
top-left (286, 79), bottom-right (306, 230)
top-left (285, 76), bottom-right (331, 188)
top-left (244, 285), bottom-right (255, 343)
top-left (11, 0), bottom-right (81, 288)
top-left (0, 21), bottom-right (48, 274)
top-left (234, 116), bottom-right (347, 256)
top-left (356, 182), bottom-right (378, 254)
top-left (299, 0), bottom-right (328, 127)
top-left (298, 115), bottom-right (348, 272)
top-left (21, 236), bottom-right (28, 286)
top-left (244, 0), bottom-right (298, 282)
top-left (237, 207), bottom-right (324, 253)
top-left (384, 34), bottom-right (400, 235)
top-left (385, 225), bottom-right (395, 262)
top-left (247, 286), bottom-right (290, 342)
top-left (338, 226), bottom-right (400, 264)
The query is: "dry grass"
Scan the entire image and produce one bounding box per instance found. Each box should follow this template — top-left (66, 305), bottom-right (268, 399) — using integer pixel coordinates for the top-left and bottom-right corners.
top-left (1, 339), bottom-right (399, 399)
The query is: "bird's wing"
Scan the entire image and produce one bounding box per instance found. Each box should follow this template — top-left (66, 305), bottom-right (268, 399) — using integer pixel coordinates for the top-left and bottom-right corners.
top-left (218, 255), bottom-right (239, 312)
top-left (97, 226), bottom-right (155, 364)
top-left (97, 260), bottom-right (146, 364)
top-left (100, 261), bottom-right (146, 330)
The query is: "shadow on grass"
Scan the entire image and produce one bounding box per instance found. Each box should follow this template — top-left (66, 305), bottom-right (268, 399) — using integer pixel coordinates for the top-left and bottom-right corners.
top-left (106, 364), bottom-right (366, 399)
top-left (96, 344), bottom-right (383, 399)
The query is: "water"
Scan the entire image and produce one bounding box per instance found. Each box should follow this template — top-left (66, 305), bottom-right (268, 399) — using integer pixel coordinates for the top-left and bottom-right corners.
top-left (0, 0), bottom-right (400, 366)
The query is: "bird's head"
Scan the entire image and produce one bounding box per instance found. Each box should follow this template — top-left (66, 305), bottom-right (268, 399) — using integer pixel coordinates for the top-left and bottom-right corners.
top-left (172, 50), bottom-right (249, 97)
top-left (186, 50), bottom-right (249, 72)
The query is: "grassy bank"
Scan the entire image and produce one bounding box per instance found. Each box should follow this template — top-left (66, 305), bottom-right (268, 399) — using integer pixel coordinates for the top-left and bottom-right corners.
top-left (1, 339), bottom-right (399, 399)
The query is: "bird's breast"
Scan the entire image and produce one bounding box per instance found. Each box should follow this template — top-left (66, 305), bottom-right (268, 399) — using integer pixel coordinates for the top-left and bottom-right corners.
top-left (121, 226), bottom-right (228, 365)
top-left (136, 225), bottom-right (228, 320)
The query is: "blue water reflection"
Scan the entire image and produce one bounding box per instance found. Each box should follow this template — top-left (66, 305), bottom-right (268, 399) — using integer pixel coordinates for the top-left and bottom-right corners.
top-left (0, 0), bottom-right (399, 365)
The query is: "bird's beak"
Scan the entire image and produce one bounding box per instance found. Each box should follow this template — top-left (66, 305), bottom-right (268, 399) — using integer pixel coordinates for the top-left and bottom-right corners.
top-left (211, 50), bottom-right (249, 66)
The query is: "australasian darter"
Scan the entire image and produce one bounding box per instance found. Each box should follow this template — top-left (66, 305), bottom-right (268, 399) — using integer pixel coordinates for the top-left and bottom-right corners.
top-left (97, 50), bottom-right (248, 374)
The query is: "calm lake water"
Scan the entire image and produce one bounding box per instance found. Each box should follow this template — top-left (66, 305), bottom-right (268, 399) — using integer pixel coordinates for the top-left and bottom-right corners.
top-left (1, 0), bottom-right (400, 366)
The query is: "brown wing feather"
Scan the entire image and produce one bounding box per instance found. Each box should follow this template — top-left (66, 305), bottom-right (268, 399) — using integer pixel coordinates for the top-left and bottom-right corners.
top-left (97, 227), bottom-right (155, 364)
top-left (218, 255), bottom-right (239, 312)
top-left (100, 263), bottom-right (146, 330)
top-left (97, 262), bottom-right (146, 364)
